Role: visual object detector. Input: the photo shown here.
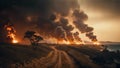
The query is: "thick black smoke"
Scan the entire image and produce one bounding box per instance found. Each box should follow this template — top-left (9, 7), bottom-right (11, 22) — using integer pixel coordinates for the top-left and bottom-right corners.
top-left (73, 10), bottom-right (97, 42)
top-left (0, 0), bottom-right (97, 43)
top-left (73, 32), bottom-right (82, 42)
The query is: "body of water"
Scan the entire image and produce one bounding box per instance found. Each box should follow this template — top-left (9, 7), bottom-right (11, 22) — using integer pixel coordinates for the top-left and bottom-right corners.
top-left (103, 43), bottom-right (120, 51)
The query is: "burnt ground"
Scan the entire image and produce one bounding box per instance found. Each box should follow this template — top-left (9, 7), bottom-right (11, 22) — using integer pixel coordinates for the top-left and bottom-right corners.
top-left (0, 43), bottom-right (120, 68)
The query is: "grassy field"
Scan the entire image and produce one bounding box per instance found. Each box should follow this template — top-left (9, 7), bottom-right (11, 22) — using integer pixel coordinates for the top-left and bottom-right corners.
top-left (0, 43), bottom-right (119, 68)
top-left (0, 43), bottom-right (52, 68)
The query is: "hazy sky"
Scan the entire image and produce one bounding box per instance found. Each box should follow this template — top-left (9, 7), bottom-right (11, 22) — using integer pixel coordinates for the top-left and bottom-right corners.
top-left (79, 0), bottom-right (120, 42)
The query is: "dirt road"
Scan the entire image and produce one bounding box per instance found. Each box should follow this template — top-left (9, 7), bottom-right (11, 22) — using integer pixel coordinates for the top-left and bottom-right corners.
top-left (18, 45), bottom-right (99, 68)
top-left (39, 46), bottom-right (75, 68)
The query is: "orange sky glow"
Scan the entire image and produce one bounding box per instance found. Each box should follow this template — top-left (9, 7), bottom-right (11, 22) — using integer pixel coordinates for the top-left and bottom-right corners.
top-left (79, 0), bottom-right (120, 42)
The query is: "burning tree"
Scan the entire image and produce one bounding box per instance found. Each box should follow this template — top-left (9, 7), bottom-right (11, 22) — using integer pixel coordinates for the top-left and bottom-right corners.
top-left (24, 31), bottom-right (43, 45)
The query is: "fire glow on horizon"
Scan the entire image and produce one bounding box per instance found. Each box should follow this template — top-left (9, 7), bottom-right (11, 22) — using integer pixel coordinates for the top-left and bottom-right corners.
top-left (41, 37), bottom-right (100, 45)
top-left (93, 42), bottom-right (100, 45)
top-left (12, 39), bottom-right (18, 43)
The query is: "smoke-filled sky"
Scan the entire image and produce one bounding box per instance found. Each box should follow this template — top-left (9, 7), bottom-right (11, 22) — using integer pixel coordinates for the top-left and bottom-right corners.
top-left (79, 0), bottom-right (120, 42)
top-left (0, 0), bottom-right (120, 43)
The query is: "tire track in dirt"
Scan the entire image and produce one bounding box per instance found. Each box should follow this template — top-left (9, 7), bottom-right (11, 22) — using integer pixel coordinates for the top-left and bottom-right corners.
top-left (18, 46), bottom-right (75, 68)
top-left (39, 46), bottom-right (75, 68)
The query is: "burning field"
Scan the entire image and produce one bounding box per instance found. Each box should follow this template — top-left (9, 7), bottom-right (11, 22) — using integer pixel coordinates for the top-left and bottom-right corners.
top-left (0, 0), bottom-right (99, 45)
top-left (0, 0), bottom-right (120, 68)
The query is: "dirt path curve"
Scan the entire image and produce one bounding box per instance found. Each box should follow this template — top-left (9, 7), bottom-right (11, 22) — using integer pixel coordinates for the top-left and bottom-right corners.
top-left (19, 46), bottom-right (75, 68)
top-left (39, 46), bottom-right (75, 68)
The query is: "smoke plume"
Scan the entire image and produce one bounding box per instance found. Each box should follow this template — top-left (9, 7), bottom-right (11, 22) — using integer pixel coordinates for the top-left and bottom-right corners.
top-left (0, 0), bottom-right (98, 43)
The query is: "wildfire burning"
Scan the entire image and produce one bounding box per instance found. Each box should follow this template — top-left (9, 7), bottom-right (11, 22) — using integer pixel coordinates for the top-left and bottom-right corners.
top-left (0, 0), bottom-right (100, 45)
top-left (43, 37), bottom-right (85, 45)
top-left (93, 42), bottom-right (100, 45)
top-left (4, 23), bottom-right (18, 43)
top-left (12, 39), bottom-right (18, 43)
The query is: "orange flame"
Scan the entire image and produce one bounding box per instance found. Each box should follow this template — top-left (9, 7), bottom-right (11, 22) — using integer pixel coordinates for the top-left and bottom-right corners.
top-left (93, 42), bottom-right (100, 45)
top-left (57, 40), bottom-right (85, 45)
top-left (10, 33), bottom-right (18, 43)
top-left (5, 24), bottom-right (18, 44)
top-left (12, 39), bottom-right (18, 43)
top-left (44, 37), bottom-right (85, 45)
